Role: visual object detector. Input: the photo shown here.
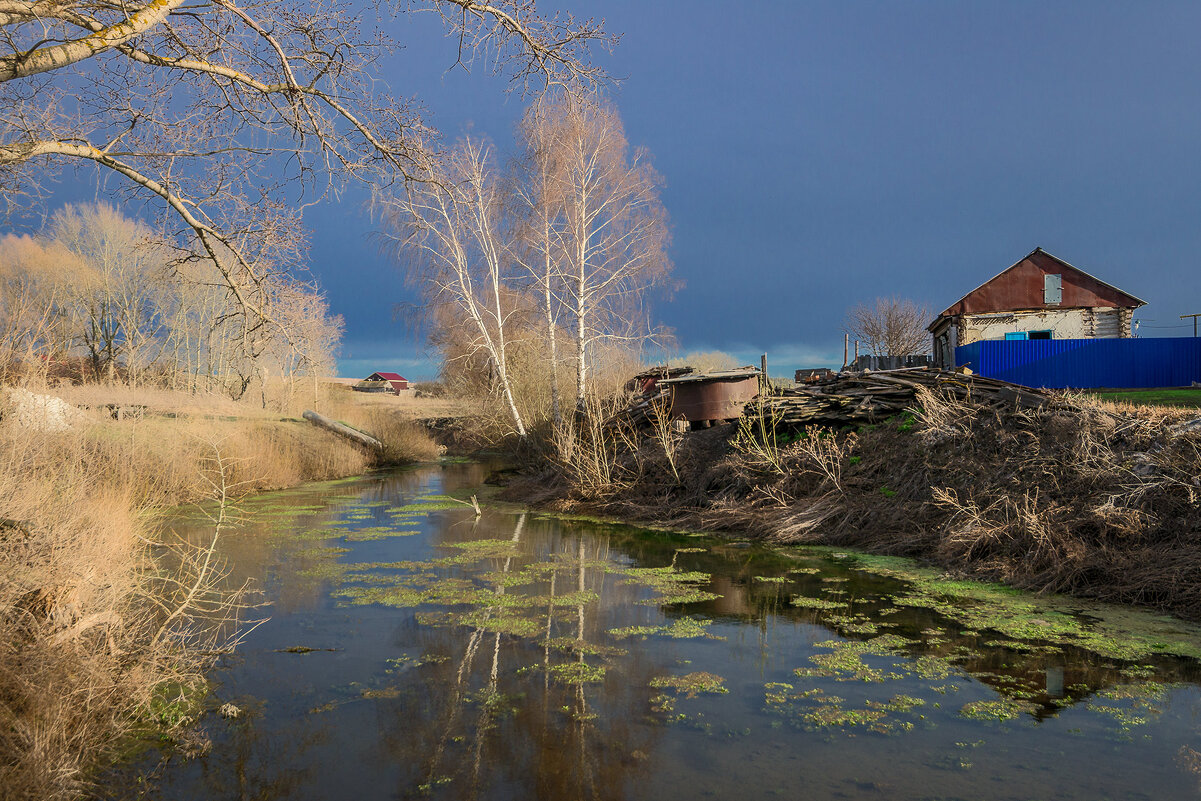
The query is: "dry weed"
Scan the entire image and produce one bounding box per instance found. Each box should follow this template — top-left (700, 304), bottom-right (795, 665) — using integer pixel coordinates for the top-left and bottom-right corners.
top-left (791, 427), bottom-right (858, 495)
top-left (0, 427), bottom-right (257, 800)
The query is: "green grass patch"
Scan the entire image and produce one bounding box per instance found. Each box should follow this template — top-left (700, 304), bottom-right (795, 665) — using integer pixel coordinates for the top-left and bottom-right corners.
top-left (1090, 387), bottom-right (1201, 408)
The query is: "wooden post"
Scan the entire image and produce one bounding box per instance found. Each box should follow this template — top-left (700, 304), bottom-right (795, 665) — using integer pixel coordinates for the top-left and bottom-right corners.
top-left (843, 333), bottom-right (848, 371)
top-left (760, 353), bottom-right (768, 393)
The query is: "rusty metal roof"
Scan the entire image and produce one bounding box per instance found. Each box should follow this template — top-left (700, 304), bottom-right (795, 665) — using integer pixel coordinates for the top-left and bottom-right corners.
top-left (928, 247), bottom-right (1146, 331)
top-left (658, 367), bottom-right (761, 385)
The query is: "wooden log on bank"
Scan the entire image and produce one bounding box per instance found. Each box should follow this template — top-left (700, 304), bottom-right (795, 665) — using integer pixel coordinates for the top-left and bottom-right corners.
top-left (302, 410), bottom-right (383, 452)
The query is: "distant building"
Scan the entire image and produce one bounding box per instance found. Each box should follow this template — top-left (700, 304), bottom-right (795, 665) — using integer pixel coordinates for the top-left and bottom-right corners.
top-left (795, 368), bottom-right (836, 383)
top-left (353, 371), bottom-right (409, 395)
top-left (929, 248), bottom-right (1145, 369)
top-left (847, 355), bottom-right (932, 373)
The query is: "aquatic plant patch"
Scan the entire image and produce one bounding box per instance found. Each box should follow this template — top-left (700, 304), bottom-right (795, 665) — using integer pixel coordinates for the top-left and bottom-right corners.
top-left (649, 672), bottom-right (728, 698)
top-left (836, 551), bottom-right (1201, 661)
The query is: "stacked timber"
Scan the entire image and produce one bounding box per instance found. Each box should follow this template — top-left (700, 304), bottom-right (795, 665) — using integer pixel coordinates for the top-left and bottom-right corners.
top-left (749, 369), bottom-right (1053, 428)
top-left (606, 389), bottom-right (672, 430)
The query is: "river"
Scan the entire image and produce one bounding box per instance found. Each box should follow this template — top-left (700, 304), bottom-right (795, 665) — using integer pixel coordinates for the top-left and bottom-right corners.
top-left (123, 462), bottom-right (1201, 800)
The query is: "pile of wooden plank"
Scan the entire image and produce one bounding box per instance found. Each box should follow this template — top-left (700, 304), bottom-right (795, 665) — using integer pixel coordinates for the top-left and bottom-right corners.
top-left (606, 388), bottom-right (673, 430)
top-left (748, 369), bottom-right (1054, 428)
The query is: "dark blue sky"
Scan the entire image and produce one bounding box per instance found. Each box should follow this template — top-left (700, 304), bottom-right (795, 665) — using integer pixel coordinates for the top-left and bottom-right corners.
top-left (41, 2), bottom-right (1201, 378)
top-left (322, 0), bottom-right (1201, 379)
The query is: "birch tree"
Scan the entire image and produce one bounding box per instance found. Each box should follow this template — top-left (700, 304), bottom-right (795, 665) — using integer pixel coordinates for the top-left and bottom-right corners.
top-left (513, 97), bottom-right (569, 424)
top-left (381, 139), bottom-right (528, 438)
top-left (0, 0), bottom-right (610, 336)
top-left (551, 95), bottom-right (672, 414)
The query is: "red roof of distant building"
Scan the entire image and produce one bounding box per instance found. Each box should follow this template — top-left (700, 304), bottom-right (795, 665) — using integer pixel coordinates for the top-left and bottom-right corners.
top-left (367, 371), bottom-right (407, 382)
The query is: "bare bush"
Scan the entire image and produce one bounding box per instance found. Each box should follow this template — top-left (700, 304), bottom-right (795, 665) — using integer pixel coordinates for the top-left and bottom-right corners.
top-left (845, 296), bottom-right (931, 357)
top-left (733, 400), bottom-right (788, 476)
top-left (911, 385), bottom-right (975, 444)
top-left (647, 394), bottom-right (683, 485)
top-left (792, 427), bottom-right (858, 496)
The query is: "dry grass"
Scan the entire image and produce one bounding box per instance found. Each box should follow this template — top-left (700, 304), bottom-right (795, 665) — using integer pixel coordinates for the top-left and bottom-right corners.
top-left (0, 384), bottom-right (453, 800)
top-left (0, 424), bottom-right (229, 800)
top-left (322, 384), bottom-right (470, 423)
top-left (49, 382), bottom-right (257, 419)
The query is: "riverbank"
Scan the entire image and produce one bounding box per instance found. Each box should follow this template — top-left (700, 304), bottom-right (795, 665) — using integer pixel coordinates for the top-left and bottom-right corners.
top-left (505, 387), bottom-right (1201, 622)
top-left (0, 384), bottom-right (450, 801)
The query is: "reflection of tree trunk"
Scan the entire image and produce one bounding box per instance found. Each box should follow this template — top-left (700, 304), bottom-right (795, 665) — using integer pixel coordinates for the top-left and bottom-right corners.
top-left (425, 513), bottom-right (526, 791)
top-left (576, 536), bottom-right (599, 799)
top-left (577, 536), bottom-right (586, 644)
top-left (543, 568), bottom-right (557, 713)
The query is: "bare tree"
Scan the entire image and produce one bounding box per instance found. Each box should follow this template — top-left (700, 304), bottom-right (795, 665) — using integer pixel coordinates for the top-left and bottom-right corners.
top-left (512, 97), bottom-right (569, 425)
top-left (0, 232), bottom-right (77, 380)
top-left (48, 202), bottom-right (169, 381)
top-left (550, 94), bottom-right (672, 414)
top-left (380, 138), bottom-right (528, 438)
top-left (0, 0), bottom-right (611, 337)
top-left (0, 202), bottom-right (342, 399)
top-left (844, 296), bottom-right (932, 357)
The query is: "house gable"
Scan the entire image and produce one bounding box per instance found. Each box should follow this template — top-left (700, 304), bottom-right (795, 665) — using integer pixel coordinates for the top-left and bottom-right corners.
top-left (368, 371), bottom-right (407, 382)
top-left (936, 248), bottom-right (1145, 320)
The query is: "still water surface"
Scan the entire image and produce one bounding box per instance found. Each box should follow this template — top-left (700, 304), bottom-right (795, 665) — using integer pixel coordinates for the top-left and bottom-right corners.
top-left (133, 463), bottom-right (1201, 800)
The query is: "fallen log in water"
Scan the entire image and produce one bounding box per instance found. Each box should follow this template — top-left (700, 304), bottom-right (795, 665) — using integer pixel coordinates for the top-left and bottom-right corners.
top-left (302, 410), bottom-right (383, 451)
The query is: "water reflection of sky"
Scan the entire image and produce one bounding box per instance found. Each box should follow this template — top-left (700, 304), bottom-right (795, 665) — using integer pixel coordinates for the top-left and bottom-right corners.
top-left (123, 464), bottom-right (1201, 801)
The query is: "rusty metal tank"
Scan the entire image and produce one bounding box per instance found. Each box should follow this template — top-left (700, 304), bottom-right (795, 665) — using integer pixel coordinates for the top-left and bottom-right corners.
top-left (659, 369), bottom-right (761, 426)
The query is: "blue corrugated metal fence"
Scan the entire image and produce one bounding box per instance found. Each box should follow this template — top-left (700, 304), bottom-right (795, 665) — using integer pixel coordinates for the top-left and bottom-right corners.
top-left (954, 338), bottom-right (1201, 389)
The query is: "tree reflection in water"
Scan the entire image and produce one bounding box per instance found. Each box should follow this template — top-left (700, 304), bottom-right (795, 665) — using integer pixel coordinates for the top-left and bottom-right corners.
top-left (370, 512), bottom-right (671, 801)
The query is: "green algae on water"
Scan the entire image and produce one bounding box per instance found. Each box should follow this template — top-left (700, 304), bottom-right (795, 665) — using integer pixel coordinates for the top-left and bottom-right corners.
top-left (827, 550), bottom-right (1201, 661)
top-left (545, 661), bottom-right (606, 685)
top-left (795, 635), bottom-right (915, 683)
top-left (958, 698), bottom-right (1036, 722)
top-left (609, 617), bottom-right (724, 641)
top-left (649, 672), bottom-right (728, 698)
top-left (790, 596), bottom-right (847, 610)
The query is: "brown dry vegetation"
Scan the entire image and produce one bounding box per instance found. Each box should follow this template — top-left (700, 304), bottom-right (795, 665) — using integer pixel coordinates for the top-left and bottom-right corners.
top-left (510, 388), bottom-right (1201, 620)
top-left (0, 384), bottom-right (446, 800)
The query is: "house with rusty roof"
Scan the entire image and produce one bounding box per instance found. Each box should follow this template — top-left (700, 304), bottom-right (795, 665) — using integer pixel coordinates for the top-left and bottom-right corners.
top-left (929, 248), bottom-right (1145, 369)
top-left (353, 371), bottom-right (410, 395)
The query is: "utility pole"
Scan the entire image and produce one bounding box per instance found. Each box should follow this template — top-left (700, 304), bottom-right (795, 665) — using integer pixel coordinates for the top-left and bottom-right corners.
top-left (1182, 313), bottom-right (1201, 337)
top-left (842, 334), bottom-right (848, 372)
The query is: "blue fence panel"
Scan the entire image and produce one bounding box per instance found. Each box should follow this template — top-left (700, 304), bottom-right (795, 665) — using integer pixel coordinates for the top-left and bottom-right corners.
top-left (954, 338), bottom-right (1201, 389)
